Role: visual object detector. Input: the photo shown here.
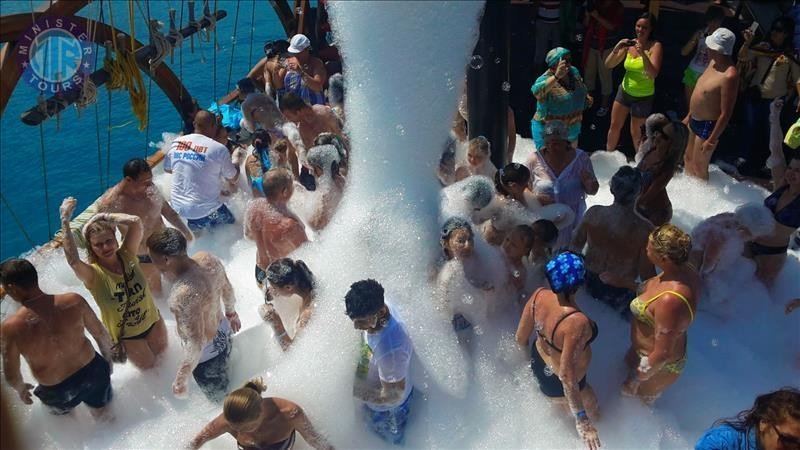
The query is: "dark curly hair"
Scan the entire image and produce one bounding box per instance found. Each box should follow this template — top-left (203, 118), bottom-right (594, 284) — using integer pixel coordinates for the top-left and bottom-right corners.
top-left (267, 258), bottom-right (315, 293)
top-left (345, 279), bottom-right (385, 318)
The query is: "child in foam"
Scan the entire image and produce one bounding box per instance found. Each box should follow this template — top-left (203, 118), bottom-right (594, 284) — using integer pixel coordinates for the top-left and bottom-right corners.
top-left (515, 251), bottom-right (601, 450)
top-left (501, 224), bottom-right (536, 304)
top-left (259, 258), bottom-right (317, 351)
top-left (346, 280), bottom-right (413, 445)
top-left (190, 378), bottom-right (334, 450)
top-left (454, 136), bottom-right (498, 182)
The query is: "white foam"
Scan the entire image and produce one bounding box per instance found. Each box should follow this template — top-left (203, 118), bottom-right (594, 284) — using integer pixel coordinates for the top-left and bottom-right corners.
top-left (3, 3), bottom-right (799, 450)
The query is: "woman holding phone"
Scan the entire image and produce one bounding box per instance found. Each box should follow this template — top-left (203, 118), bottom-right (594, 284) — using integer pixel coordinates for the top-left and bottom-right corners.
top-left (604, 13), bottom-right (663, 153)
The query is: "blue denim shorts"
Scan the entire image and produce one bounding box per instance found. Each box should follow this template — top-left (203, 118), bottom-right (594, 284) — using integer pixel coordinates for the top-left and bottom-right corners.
top-left (187, 204), bottom-right (236, 231)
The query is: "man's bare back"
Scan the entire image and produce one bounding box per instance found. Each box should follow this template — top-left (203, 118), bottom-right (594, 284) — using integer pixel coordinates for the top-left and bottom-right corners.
top-left (245, 198), bottom-right (308, 269)
top-left (2, 294), bottom-right (99, 386)
top-left (690, 60), bottom-right (737, 120)
top-left (582, 205), bottom-right (652, 279)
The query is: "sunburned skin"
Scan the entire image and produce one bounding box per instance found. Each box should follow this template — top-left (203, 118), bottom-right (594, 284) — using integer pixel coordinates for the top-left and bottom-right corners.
top-left (163, 251), bottom-right (240, 397)
top-left (244, 199), bottom-right (308, 272)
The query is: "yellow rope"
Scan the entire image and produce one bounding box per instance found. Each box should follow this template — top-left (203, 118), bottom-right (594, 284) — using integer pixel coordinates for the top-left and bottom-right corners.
top-left (103, 0), bottom-right (148, 130)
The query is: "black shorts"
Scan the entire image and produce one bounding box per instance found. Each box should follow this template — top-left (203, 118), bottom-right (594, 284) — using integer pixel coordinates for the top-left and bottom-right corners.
top-left (193, 334), bottom-right (231, 403)
top-left (530, 345), bottom-right (586, 398)
top-left (34, 352), bottom-right (112, 415)
top-left (615, 87), bottom-right (654, 118)
top-left (585, 271), bottom-right (635, 321)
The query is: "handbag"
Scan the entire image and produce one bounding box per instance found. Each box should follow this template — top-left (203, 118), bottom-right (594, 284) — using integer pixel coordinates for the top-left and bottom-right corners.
top-left (109, 253), bottom-right (135, 363)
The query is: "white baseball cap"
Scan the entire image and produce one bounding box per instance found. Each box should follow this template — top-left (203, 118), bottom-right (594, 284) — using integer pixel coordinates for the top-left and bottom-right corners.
top-left (706, 27), bottom-right (735, 56)
top-left (287, 34), bottom-right (311, 54)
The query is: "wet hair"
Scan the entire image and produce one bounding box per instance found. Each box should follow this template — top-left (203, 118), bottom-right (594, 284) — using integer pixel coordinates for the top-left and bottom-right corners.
top-left (636, 12), bottom-right (658, 39)
top-left (495, 163), bottom-right (531, 197)
top-left (306, 144), bottom-right (341, 178)
top-left (545, 251), bottom-right (586, 295)
top-left (610, 166), bottom-right (643, 205)
top-left (83, 219), bottom-right (117, 264)
top-left (511, 224), bottom-right (535, 253)
top-left (264, 39), bottom-right (289, 59)
top-left (649, 223), bottom-right (692, 265)
top-left (267, 258), bottom-right (315, 292)
top-left (714, 387), bottom-right (800, 433)
top-left (122, 158), bottom-right (151, 180)
top-left (459, 176), bottom-right (494, 210)
top-left (224, 378), bottom-right (267, 426)
top-left (468, 136), bottom-right (491, 156)
top-left (263, 168), bottom-right (294, 200)
top-left (531, 219), bottom-right (558, 246)
top-left (441, 216), bottom-right (474, 260)
top-left (328, 73), bottom-right (344, 106)
top-left (278, 92), bottom-right (310, 112)
top-left (273, 138), bottom-right (289, 153)
top-left (252, 129), bottom-right (271, 151)
top-left (647, 119), bottom-right (689, 174)
top-left (0, 259), bottom-right (38, 289)
top-left (345, 279), bottom-right (385, 318)
top-left (146, 227), bottom-right (188, 256)
top-left (704, 5), bottom-right (725, 23)
top-left (313, 132), bottom-right (347, 162)
top-left (237, 78), bottom-right (258, 96)
top-left (734, 203), bottom-right (774, 239)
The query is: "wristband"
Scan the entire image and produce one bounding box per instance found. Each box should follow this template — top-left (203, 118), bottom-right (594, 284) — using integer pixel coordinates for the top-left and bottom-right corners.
top-left (575, 410), bottom-right (588, 420)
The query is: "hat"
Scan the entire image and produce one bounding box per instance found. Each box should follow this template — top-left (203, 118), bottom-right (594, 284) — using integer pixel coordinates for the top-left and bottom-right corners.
top-left (705, 27), bottom-right (735, 55)
top-left (543, 120), bottom-right (568, 141)
top-left (545, 251), bottom-right (586, 294)
top-left (545, 47), bottom-right (571, 68)
top-left (288, 34), bottom-right (311, 54)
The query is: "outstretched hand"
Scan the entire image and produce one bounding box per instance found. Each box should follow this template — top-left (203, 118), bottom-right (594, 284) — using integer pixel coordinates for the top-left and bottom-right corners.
top-left (60, 197), bottom-right (77, 223)
top-left (576, 417), bottom-right (601, 450)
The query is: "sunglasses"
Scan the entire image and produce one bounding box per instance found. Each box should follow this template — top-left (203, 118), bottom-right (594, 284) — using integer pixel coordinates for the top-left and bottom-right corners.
top-left (773, 423), bottom-right (800, 448)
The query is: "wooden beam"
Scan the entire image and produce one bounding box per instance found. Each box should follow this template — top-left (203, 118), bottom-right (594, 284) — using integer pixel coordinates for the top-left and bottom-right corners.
top-left (269, 0), bottom-right (296, 37)
top-left (18, 10), bottom-right (227, 127)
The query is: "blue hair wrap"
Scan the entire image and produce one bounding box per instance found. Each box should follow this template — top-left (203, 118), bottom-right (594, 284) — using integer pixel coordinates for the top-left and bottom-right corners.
top-left (545, 251), bottom-right (586, 293)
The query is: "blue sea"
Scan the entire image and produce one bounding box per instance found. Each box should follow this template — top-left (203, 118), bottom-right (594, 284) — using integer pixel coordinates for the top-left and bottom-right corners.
top-left (0, 0), bottom-right (290, 259)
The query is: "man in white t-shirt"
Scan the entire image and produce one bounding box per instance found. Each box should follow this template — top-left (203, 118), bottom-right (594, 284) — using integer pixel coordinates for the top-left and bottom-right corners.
top-left (346, 279), bottom-right (413, 445)
top-left (164, 111), bottom-right (243, 231)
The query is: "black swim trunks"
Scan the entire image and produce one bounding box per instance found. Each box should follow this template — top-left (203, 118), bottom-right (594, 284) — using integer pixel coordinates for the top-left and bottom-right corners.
top-left (193, 330), bottom-right (231, 403)
top-left (585, 271), bottom-right (635, 321)
top-left (255, 265), bottom-right (267, 289)
top-left (530, 345), bottom-right (586, 398)
top-left (33, 352), bottom-right (112, 415)
top-left (237, 430), bottom-right (296, 450)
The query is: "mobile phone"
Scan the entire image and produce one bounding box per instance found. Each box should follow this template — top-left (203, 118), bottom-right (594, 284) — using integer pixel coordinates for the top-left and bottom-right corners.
top-left (748, 21), bottom-right (759, 33)
top-left (623, 39), bottom-right (637, 47)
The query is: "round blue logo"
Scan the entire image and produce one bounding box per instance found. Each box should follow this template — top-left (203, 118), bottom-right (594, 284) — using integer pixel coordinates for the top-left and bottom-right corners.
top-left (15, 16), bottom-right (94, 94)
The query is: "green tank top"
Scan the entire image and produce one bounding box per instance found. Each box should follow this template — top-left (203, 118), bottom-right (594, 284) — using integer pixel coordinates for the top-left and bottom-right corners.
top-left (622, 51), bottom-right (655, 97)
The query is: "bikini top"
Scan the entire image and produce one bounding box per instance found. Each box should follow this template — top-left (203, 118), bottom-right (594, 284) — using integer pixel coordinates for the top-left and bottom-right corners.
top-left (532, 289), bottom-right (599, 353)
top-left (764, 185), bottom-right (800, 229)
top-left (629, 290), bottom-right (695, 328)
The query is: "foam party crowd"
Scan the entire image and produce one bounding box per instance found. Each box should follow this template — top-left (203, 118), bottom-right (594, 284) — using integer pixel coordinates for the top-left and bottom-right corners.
top-left (1, 1), bottom-right (799, 449)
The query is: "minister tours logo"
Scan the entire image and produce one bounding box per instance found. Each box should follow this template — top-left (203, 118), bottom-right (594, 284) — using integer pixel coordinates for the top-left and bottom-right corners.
top-left (15, 16), bottom-right (95, 94)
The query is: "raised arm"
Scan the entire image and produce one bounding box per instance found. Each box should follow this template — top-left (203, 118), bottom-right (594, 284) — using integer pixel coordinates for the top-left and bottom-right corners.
top-left (59, 197), bottom-right (96, 286)
top-left (100, 213), bottom-right (143, 255)
top-left (189, 415), bottom-right (230, 450)
top-left (570, 209), bottom-right (593, 253)
top-left (681, 30), bottom-right (701, 57)
top-left (161, 201), bottom-right (194, 242)
top-left (767, 98), bottom-right (788, 189)
top-left (287, 405), bottom-right (335, 450)
top-left (637, 41), bottom-right (663, 79)
top-left (605, 40), bottom-right (630, 69)
top-left (1, 325), bottom-right (33, 405)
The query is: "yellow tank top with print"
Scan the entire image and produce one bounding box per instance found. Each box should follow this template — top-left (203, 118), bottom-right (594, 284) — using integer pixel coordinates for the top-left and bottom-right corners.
top-left (622, 50), bottom-right (655, 97)
top-left (88, 248), bottom-right (160, 343)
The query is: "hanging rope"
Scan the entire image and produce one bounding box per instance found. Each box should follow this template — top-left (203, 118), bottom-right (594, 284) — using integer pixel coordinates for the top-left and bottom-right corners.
top-left (37, 123), bottom-right (53, 238)
top-left (95, 0), bottom-right (105, 189)
top-left (212, 0), bottom-right (218, 101)
top-left (188, 0), bottom-right (198, 52)
top-left (0, 193), bottom-right (36, 248)
top-left (147, 19), bottom-right (172, 73)
top-left (77, 8), bottom-right (100, 113)
top-left (202, 0), bottom-right (217, 42)
top-left (168, 7), bottom-right (183, 64)
top-left (104, 1), bottom-right (148, 130)
top-left (226, 0), bottom-right (241, 91)
top-left (248, 0), bottom-right (255, 69)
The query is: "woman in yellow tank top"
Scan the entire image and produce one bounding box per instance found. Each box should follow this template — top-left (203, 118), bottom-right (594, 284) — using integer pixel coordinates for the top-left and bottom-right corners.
top-left (600, 223), bottom-right (701, 405)
top-left (60, 197), bottom-right (168, 371)
top-left (603, 13), bottom-right (663, 154)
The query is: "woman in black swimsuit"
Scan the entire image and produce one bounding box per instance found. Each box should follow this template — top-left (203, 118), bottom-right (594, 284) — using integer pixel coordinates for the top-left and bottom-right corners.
top-left (516, 251), bottom-right (601, 450)
top-left (748, 150), bottom-right (800, 286)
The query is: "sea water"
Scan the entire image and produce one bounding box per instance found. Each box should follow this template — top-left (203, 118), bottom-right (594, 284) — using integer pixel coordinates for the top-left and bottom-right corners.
top-left (2, 1), bottom-right (800, 449)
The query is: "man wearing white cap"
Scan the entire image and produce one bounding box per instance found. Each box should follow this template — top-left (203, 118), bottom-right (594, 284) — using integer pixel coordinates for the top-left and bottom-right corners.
top-left (284, 34), bottom-right (327, 106)
top-left (684, 27), bottom-right (739, 181)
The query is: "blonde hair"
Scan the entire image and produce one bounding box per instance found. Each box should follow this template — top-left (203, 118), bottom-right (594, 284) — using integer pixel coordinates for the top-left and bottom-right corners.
top-left (649, 223), bottom-right (692, 265)
top-left (223, 378), bottom-right (267, 425)
top-left (468, 136), bottom-right (491, 155)
top-left (83, 220), bottom-right (117, 264)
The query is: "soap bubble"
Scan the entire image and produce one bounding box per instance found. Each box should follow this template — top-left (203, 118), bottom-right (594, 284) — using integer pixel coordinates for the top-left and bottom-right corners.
top-left (469, 55), bottom-right (483, 70)
top-left (395, 124), bottom-right (406, 136)
top-left (501, 81), bottom-right (511, 92)
top-left (494, 57), bottom-right (501, 64)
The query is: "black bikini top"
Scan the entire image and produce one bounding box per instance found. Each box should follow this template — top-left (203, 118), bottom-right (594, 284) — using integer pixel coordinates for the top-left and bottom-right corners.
top-left (765, 185), bottom-right (800, 229)
top-left (533, 290), bottom-right (599, 353)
